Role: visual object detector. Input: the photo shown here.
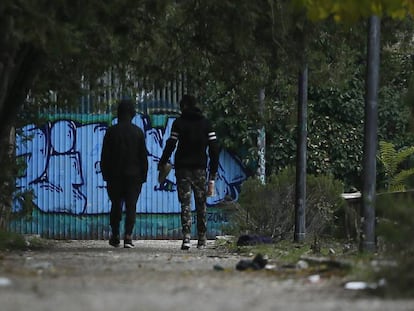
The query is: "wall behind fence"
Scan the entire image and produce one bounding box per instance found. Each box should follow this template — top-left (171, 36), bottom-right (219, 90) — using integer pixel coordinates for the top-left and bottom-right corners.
top-left (12, 112), bottom-right (248, 240)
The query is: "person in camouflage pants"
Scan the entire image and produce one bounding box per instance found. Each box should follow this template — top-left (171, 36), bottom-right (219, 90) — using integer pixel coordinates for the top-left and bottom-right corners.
top-left (176, 169), bottom-right (207, 242)
top-left (158, 95), bottom-right (219, 250)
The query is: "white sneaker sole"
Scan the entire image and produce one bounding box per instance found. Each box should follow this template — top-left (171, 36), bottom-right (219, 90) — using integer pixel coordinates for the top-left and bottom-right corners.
top-left (181, 243), bottom-right (190, 250)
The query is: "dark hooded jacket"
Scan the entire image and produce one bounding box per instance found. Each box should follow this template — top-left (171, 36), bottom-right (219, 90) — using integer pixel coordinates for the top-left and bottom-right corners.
top-left (159, 106), bottom-right (219, 177)
top-left (100, 106), bottom-right (148, 183)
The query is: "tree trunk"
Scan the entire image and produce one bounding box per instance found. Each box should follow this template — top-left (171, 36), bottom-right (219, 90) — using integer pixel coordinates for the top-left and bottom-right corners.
top-left (0, 44), bottom-right (41, 140)
top-left (0, 125), bottom-right (15, 231)
top-left (0, 43), bottom-right (42, 230)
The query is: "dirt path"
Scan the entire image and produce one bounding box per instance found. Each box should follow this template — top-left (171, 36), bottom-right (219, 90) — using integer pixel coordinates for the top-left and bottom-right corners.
top-left (0, 239), bottom-right (413, 311)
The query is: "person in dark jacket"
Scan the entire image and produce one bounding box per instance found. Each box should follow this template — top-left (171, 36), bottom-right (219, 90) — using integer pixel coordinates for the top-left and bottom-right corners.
top-left (100, 99), bottom-right (148, 248)
top-left (158, 94), bottom-right (219, 250)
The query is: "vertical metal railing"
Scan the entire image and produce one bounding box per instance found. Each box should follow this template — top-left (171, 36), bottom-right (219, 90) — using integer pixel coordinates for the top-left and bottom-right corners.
top-left (40, 71), bottom-right (187, 115)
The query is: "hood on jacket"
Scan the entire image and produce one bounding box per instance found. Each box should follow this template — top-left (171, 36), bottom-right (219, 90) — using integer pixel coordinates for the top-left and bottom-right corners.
top-left (181, 106), bottom-right (204, 121)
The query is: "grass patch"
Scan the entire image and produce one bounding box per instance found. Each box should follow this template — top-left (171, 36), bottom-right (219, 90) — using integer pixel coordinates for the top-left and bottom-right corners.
top-left (218, 235), bottom-right (414, 297)
top-left (217, 235), bottom-right (381, 281)
top-left (0, 231), bottom-right (27, 251)
top-left (0, 231), bottom-right (52, 251)
top-left (222, 236), bottom-right (364, 262)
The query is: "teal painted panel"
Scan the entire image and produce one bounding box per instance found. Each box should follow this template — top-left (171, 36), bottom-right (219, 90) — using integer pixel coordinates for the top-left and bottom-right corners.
top-left (10, 207), bottom-right (232, 240)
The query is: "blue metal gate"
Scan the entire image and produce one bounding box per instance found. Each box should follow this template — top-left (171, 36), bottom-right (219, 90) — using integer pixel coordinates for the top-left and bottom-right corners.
top-left (12, 109), bottom-right (248, 239)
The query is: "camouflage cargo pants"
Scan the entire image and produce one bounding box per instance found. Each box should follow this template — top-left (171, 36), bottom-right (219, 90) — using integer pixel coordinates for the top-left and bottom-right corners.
top-left (176, 168), bottom-right (207, 241)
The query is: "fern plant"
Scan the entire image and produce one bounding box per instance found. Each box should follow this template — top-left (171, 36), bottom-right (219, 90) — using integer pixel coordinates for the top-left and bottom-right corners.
top-left (378, 141), bottom-right (414, 192)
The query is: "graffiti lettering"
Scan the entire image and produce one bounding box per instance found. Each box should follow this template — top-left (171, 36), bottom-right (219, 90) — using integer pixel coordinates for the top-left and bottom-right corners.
top-left (15, 113), bottom-right (248, 215)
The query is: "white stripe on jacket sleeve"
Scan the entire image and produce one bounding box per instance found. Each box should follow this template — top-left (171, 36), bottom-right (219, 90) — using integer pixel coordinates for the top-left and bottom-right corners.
top-left (208, 131), bottom-right (217, 141)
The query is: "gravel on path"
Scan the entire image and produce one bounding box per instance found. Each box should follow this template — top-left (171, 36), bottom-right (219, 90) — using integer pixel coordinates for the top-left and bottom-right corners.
top-left (0, 239), bottom-right (413, 311)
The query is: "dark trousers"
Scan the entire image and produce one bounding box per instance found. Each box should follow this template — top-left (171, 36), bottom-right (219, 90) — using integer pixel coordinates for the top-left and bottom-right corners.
top-left (106, 177), bottom-right (142, 237)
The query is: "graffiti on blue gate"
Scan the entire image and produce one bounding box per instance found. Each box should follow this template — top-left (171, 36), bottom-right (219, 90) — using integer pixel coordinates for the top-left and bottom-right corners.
top-left (15, 114), bottom-right (248, 215)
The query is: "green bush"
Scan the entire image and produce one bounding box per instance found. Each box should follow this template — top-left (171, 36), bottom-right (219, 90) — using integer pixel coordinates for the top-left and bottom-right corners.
top-left (0, 127), bottom-right (36, 231)
top-left (229, 167), bottom-right (345, 240)
top-left (376, 192), bottom-right (414, 253)
top-left (375, 192), bottom-right (414, 297)
top-left (0, 231), bottom-right (27, 251)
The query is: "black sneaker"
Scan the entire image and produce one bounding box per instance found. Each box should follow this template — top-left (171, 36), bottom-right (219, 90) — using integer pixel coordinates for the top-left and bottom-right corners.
top-left (124, 239), bottom-right (135, 248)
top-left (181, 237), bottom-right (190, 250)
top-left (109, 236), bottom-right (120, 248)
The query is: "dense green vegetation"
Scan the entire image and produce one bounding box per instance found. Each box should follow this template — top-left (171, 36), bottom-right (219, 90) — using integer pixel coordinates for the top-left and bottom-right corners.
top-left (227, 167), bottom-right (345, 240)
top-left (2, 1), bottom-right (414, 189)
top-left (2, 0), bottom-right (414, 298)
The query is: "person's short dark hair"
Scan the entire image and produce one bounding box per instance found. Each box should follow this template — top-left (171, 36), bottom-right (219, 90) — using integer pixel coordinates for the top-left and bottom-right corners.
top-left (117, 99), bottom-right (136, 119)
top-left (179, 95), bottom-right (196, 110)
